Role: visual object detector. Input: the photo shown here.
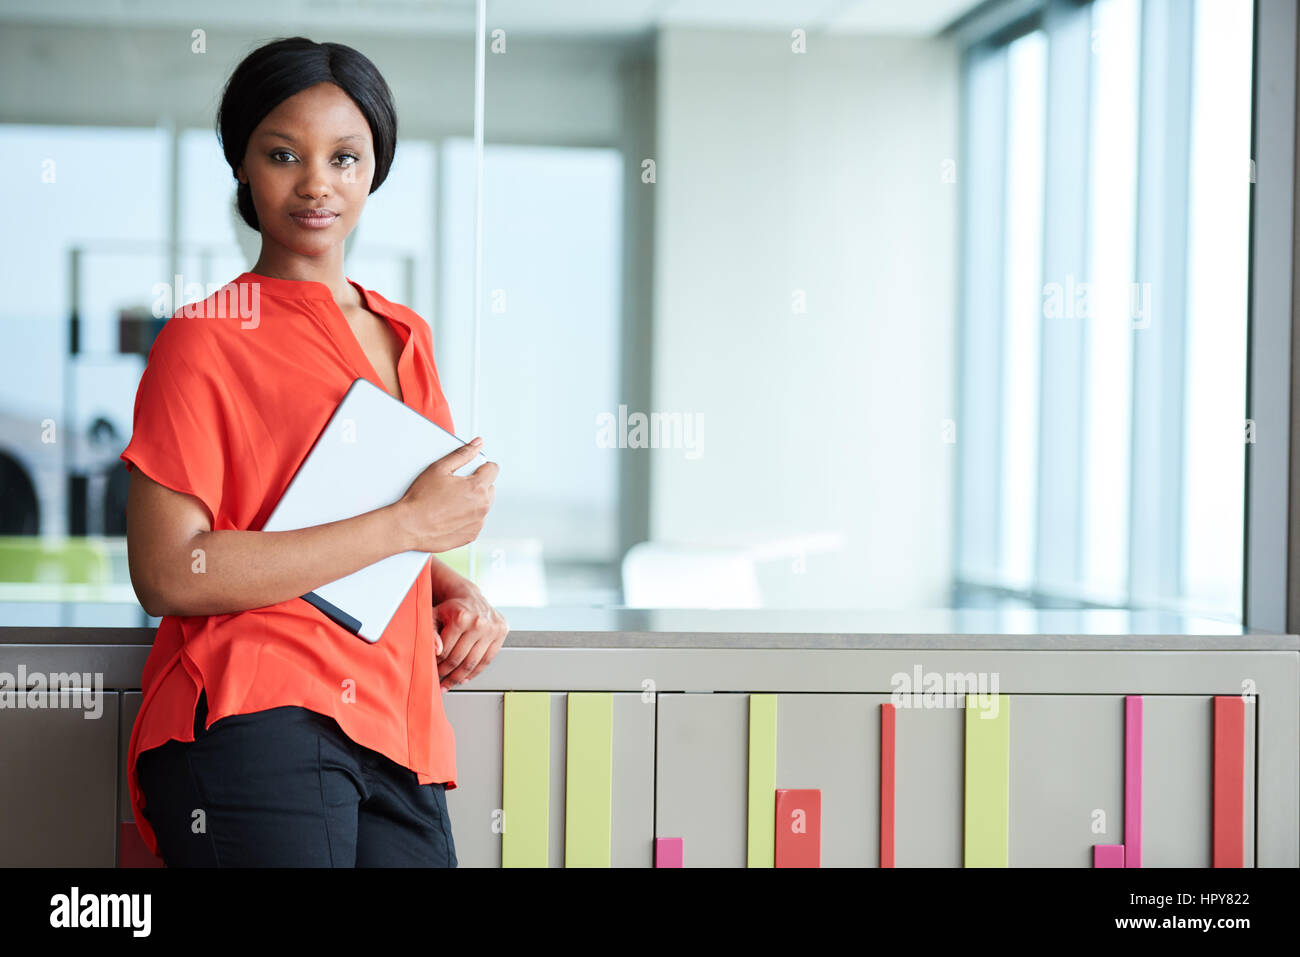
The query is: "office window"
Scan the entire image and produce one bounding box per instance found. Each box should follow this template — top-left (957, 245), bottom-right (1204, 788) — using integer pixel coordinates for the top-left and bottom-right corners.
top-left (1182, 0), bottom-right (1252, 616)
top-left (1082, 0), bottom-right (1140, 599)
top-left (1000, 29), bottom-right (1048, 591)
top-left (956, 0), bottom-right (1254, 620)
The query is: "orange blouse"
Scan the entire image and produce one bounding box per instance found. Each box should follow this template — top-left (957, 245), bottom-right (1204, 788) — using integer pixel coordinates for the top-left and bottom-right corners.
top-left (120, 271), bottom-right (458, 858)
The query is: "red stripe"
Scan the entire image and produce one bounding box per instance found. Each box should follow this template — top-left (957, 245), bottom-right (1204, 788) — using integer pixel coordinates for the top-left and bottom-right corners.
top-left (774, 789), bottom-right (821, 867)
top-left (881, 703), bottom-right (896, 868)
top-left (1213, 696), bottom-right (1245, 868)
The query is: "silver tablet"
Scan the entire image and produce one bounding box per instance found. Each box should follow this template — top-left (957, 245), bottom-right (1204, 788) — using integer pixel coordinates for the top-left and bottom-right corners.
top-left (261, 377), bottom-right (490, 642)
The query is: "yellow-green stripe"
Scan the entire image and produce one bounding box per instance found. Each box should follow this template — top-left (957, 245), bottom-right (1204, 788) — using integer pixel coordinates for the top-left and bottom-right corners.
top-left (963, 693), bottom-right (1010, 867)
top-left (564, 692), bottom-right (613, 867)
top-left (502, 691), bottom-right (550, 867)
top-left (747, 693), bottom-right (778, 867)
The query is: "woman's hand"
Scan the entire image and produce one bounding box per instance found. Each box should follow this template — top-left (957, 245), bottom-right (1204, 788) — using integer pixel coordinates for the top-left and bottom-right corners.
top-left (433, 585), bottom-right (508, 691)
top-left (396, 438), bottom-right (499, 554)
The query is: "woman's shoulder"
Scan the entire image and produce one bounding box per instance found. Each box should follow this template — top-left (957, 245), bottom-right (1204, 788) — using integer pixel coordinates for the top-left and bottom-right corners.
top-left (143, 295), bottom-right (255, 383)
top-left (153, 273), bottom-right (300, 353)
top-left (147, 309), bottom-right (217, 362)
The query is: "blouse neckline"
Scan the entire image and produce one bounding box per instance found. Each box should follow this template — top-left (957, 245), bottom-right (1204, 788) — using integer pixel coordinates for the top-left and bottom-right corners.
top-left (232, 271), bottom-right (414, 404)
top-left (233, 270), bottom-right (363, 303)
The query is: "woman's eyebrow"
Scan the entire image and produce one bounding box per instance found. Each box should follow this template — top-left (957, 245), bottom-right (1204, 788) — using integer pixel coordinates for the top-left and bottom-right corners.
top-left (259, 130), bottom-right (365, 144)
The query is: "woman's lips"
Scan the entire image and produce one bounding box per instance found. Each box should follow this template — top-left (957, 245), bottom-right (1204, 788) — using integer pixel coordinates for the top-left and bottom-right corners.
top-left (291, 211), bottom-right (339, 229)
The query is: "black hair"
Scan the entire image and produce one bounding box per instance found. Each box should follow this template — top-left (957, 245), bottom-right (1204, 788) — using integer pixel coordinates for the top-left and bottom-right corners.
top-left (216, 36), bottom-right (398, 231)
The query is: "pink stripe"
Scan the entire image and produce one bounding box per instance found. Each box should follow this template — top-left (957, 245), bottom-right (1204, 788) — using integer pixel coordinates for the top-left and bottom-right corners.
top-left (1093, 844), bottom-right (1125, 868)
top-left (1124, 696), bottom-right (1143, 867)
top-left (655, 837), bottom-right (683, 868)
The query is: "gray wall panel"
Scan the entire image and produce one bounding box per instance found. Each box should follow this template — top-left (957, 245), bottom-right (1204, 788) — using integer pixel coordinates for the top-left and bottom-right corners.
top-left (0, 691), bottom-right (120, 866)
top-left (549, 692), bottom-right (567, 867)
top-left (894, 702), bottom-right (964, 867)
top-left (119, 690), bottom-right (141, 823)
top-left (775, 694), bottom-right (888, 867)
top-left (655, 693), bottom-right (749, 867)
top-left (441, 691), bottom-right (504, 868)
top-left (612, 692), bottom-right (656, 867)
top-left (1010, 695), bottom-right (1125, 867)
top-left (1143, 696), bottom-right (1212, 867)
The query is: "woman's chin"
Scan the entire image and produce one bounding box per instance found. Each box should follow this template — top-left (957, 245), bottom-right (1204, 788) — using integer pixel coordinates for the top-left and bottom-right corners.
top-left (276, 234), bottom-right (344, 258)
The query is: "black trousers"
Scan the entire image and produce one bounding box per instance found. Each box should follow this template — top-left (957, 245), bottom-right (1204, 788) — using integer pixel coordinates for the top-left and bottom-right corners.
top-left (137, 690), bottom-right (457, 867)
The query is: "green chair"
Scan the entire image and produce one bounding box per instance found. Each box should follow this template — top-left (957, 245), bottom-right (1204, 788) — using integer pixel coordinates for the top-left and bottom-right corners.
top-left (0, 535), bottom-right (111, 585)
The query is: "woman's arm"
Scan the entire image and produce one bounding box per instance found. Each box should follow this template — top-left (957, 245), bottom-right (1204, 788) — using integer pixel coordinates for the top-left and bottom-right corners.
top-left (126, 466), bottom-right (418, 618)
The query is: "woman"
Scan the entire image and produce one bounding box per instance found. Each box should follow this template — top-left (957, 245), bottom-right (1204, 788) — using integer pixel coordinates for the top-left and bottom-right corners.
top-left (123, 36), bottom-right (507, 867)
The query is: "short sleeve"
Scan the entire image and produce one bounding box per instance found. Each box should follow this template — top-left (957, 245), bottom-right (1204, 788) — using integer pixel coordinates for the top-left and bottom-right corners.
top-left (120, 319), bottom-right (227, 527)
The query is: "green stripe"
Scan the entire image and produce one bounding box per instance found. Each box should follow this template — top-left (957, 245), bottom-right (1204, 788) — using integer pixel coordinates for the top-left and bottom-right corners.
top-left (502, 691), bottom-right (550, 867)
top-left (964, 693), bottom-right (1010, 867)
top-left (565, 692), bottom-right (613, 867)
top-left (747, 693), bottom-right (778, 867)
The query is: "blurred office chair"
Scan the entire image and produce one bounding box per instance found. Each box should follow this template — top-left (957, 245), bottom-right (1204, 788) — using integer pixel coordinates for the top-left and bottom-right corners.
top-left (621, 541), bottom-right (762, 608)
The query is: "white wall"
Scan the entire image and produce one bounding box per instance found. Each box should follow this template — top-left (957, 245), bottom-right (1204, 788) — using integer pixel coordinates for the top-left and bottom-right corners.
top-left (649, 29), bottom-right (960, 607)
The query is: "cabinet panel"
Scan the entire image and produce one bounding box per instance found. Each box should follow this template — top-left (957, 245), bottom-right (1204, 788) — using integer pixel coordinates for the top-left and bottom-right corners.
top-left (1008, 695), bottom-right (1125, 867)
top-left (775, 693), bottom-right (890, 867)
top-left (444, 690), bottom-right (656, 867)
top-left (655, 692), bottom-right (1256, 867)
top-left (656, 692), bottom-right (965, 867)
top-left (610, 692), bottom-right (656, 867)
top-left (119, 691), bottom-right (142, 822)
top-left (893, 700), bottom-right (965, 867)
top-left (1139, 696), bottom-right (1205, 867)
top-left (0, 689), bottom-right (120, 866)
top-left (655, 693), bottom-right (749, 866)
top-left (442, 691), bottom-right (504, 867)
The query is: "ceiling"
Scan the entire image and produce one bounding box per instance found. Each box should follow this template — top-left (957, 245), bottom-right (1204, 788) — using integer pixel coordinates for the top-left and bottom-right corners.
top-left (0, 0), bottom-right (986, 38)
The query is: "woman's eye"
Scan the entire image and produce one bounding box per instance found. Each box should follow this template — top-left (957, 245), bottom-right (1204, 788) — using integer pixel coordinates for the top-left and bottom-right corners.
top-left (268, 150), bottom-right (358, 167)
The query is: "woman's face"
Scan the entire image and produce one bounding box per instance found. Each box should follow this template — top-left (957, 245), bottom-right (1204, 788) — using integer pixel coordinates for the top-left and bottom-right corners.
top-left (236, 82), bottom-right (375, 257)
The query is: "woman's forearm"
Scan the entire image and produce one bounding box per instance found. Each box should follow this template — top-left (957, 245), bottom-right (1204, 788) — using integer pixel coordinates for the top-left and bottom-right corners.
top-left (148, 501), bottom-right (415, 618)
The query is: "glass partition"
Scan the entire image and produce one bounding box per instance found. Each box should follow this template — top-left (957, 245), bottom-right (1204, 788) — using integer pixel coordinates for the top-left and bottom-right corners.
top-left (467, 0), bottom-right (1254, 620)
top-left (0, 6), bottom-right (480, 626)
top-left (0, 0), bottom-right (1259, 628)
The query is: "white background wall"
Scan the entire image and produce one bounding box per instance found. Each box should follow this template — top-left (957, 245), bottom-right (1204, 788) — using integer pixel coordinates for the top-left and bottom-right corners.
top-left (649, 29), bottom-right (959, 607)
